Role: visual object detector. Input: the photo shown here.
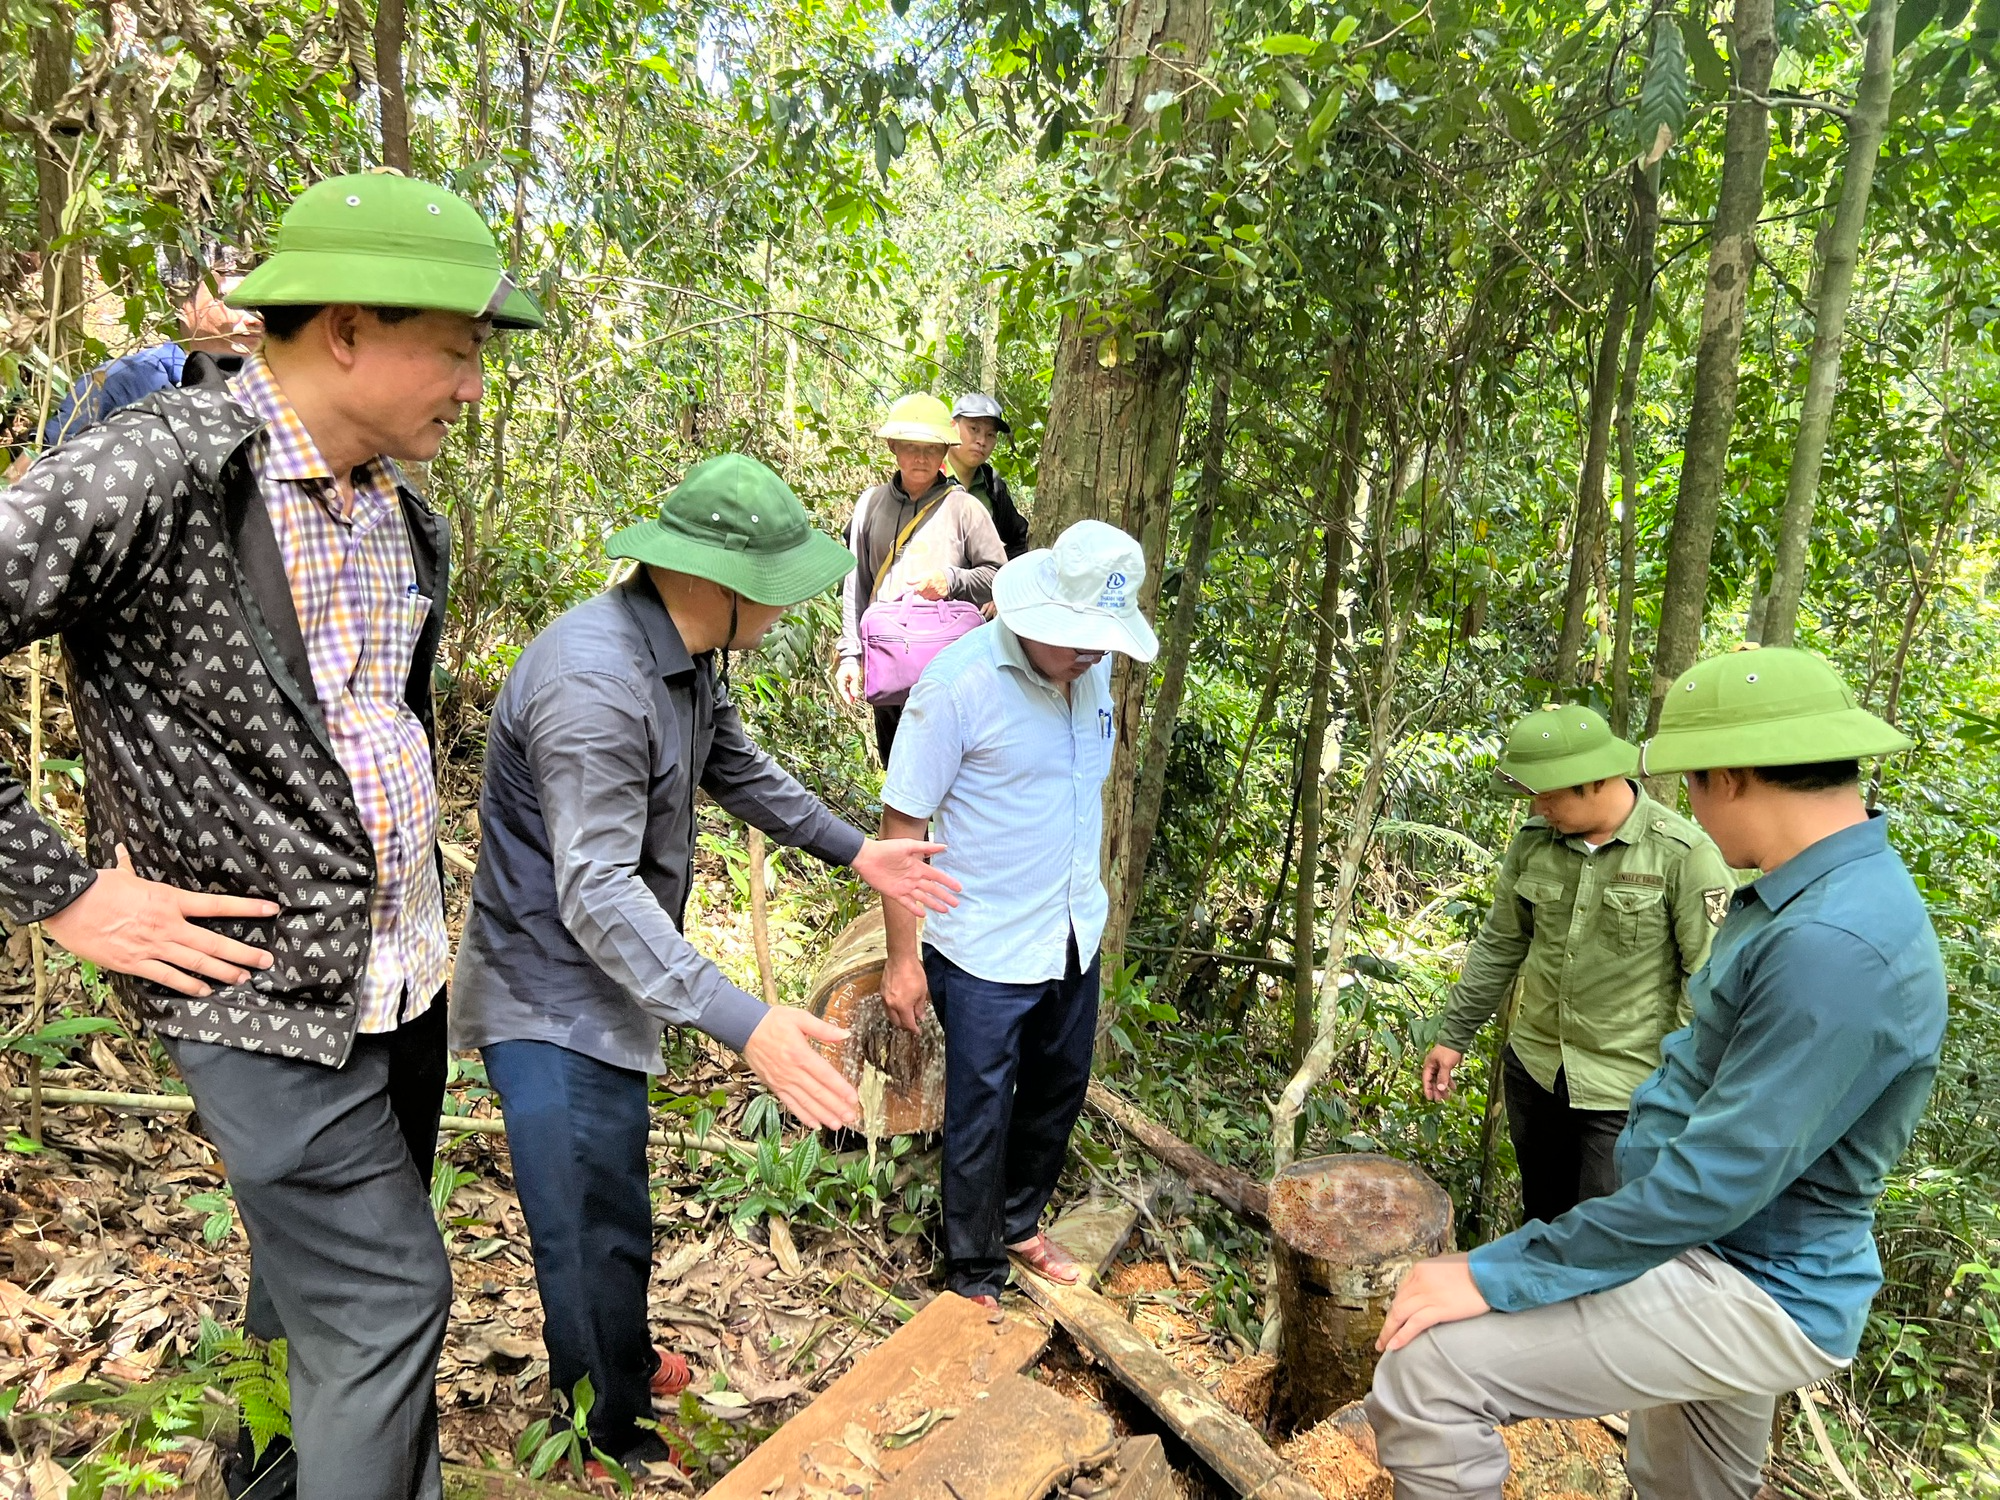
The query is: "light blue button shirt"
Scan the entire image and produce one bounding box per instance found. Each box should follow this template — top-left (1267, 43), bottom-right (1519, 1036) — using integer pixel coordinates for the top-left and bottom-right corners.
top-left (881, 623), bottom-right (1113, 984)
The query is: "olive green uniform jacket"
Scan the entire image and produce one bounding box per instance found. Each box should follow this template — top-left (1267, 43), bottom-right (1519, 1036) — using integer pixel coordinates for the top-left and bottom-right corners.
top-left (1437, 785), bottom-right (1735, 1111)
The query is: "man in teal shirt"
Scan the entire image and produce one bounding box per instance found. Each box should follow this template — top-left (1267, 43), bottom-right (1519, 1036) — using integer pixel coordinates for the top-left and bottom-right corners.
top-left (1368, 648), bottom-right (1947, 1499)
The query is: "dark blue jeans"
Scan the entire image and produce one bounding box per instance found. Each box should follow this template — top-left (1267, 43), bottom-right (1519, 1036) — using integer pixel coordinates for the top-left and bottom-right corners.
top-left (483, 1041), bottom-right (660, 1462)
top-left (924, 939), bottom-right (1099, 1297)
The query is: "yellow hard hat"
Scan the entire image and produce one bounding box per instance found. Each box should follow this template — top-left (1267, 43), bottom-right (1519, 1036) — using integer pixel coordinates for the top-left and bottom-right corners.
top-left (876, 394), bottom-right (956, 447)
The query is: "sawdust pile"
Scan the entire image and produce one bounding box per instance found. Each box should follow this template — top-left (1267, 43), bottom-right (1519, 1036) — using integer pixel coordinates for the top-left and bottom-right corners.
top-left (1279, 1417), bottom-right (1392, 1500)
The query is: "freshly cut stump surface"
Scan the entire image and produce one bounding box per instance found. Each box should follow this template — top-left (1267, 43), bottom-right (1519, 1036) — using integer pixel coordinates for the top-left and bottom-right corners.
top-left (806, 907), bottom-right (946, 1135)
top-left (1269, 1154), bottom-right (1452, 1425)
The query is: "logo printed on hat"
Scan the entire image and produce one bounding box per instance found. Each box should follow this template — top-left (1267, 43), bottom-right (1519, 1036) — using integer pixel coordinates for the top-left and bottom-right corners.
top-left (1099, 570), bottom-right (1130, 609)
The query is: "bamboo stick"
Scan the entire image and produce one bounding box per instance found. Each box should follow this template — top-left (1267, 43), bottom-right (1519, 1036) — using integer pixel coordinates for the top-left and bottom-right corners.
top-left (4, 1086), bottom-right (751, 1160)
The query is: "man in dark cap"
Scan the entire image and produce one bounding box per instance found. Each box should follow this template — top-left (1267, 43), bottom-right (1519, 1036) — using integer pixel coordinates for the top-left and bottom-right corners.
top-left (948, 392), bottom-right (1030, 559)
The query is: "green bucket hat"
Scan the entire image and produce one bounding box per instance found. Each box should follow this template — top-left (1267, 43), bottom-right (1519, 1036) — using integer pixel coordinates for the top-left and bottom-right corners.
top-left (1493, 704), bottom-right (1639, 795)
top-left (1640, 647), bottom-right (1913, 775)
top-left (229, 172), bottom-right (543, 330)
top-left (606, 454), bottom-right (855, 606)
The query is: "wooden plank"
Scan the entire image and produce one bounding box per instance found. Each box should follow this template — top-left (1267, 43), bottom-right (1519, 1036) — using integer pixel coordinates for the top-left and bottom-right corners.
top-left (1045, 1179), bottom-right (1157, 1287)
top-left (706, 1293), bottom-right (1049, 1500)
top-left (1085, 1083), bottom-right (1269, 1228)
top-left (1100, 1435), bottom-right (1174, 1500)
top-left (1016, 1274), bottom-right (1317, 1500)
top-left (877, 1373), bottom-right (1119, 1500)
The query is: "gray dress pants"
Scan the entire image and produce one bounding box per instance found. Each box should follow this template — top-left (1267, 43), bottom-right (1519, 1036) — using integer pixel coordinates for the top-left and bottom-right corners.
top-left (165, 1016), bottom-right (452, 1500)
top-left (1366, 1249), bottom-right (1847, 1499)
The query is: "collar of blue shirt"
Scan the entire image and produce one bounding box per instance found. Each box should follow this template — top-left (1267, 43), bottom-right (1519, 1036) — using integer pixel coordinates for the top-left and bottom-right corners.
top-left (1748, 809), bottom-right (1889, 914)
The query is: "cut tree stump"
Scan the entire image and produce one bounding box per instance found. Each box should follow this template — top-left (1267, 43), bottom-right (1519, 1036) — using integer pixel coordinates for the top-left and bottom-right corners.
top-left (1084, 1082), bottom-right (1269, 1227)
top-left (705, 1292), bottom-right (1047, 1500)
top-left (1013, 1271), bottom-right (1319, 1500)
top-left (1269, 1155), bottom-right (1451, 1426)
top-left (877, 1372), bottom-right (1119, 1500)
top-left (807, 908), bottom-right (946, 1136)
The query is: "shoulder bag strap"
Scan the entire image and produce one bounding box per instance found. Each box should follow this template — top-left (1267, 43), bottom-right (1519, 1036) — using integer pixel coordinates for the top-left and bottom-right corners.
top-left (872, 496), bottom-right (946, 596)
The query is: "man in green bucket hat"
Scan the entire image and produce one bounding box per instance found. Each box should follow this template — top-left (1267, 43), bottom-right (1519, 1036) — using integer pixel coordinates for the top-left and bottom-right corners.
top-left (1420, 703), bottom-right (1732, 1225)
top-left (451, 453), bottom-right (963, 1476)
top-left (1, 170), bottom-right (539, 1500)
top-left (1370, 647), bottom-right (1947, 1500)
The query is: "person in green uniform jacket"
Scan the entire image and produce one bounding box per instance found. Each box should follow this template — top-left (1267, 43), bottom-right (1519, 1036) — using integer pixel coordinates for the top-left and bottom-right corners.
top-left (1368, 647), bottom-right (1947, 1500)
top-left (1422, 704), bottom-right (1733, 1225)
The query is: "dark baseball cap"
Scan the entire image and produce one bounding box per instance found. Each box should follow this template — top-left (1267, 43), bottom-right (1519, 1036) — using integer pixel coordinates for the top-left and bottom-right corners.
top-left (950, 393), bottom-right (1011, 434)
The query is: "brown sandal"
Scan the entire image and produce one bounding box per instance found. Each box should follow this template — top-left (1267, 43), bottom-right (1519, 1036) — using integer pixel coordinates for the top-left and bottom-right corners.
top-left (1009, 1232), bottom-right (1083, 1284)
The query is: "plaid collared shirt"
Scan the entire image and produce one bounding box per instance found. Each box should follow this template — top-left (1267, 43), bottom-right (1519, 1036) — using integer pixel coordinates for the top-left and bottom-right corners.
top-left (230, 356), bottom-right (446, 1032)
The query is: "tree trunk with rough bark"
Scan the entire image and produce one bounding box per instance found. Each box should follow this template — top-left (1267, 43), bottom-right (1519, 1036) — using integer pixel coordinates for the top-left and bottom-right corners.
top-left (1759, 0), bottom-right (1898, 650)
top-left (32, 0), bottom-right (84, 372)
top-left (1610, 163), bottom-right (1662, 740)
top-left (375, 0), bottom-right (413, 172)
top-left (1037, 0), bottom-right (1214, 1000)
top-left (1644, 0), bottom-right (1779, 739)
top-left (1551, 276), bottom-right (1633, 688)
top-left (1112, 335), bottom-right (1236, 954)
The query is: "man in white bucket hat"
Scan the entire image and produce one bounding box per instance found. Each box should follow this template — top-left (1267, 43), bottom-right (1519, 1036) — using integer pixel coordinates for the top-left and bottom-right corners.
top-left (877, 519), bottom-right (1158, 1303)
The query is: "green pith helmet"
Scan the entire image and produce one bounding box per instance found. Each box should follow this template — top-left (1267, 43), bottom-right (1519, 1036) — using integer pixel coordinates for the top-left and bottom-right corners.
top-left (876, 394), bottom-right (957, 446)
top-left (228, 172), bottom-right (544, 330)
top-left (606, 454), bottom-right (854, 606)
top-left (1640, 646), bottom-right (1913, 775)
top-left (1493, 704), bottom-right (1639, 796)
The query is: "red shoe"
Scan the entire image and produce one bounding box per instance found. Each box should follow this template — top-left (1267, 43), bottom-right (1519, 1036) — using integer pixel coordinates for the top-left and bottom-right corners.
top-left (1009, 1232), bottom-right (1083, 1284)
top-left (967, 1293), bottom-right (1000, 1309)
top-left (652, 1347), bottom-right (692, 1400)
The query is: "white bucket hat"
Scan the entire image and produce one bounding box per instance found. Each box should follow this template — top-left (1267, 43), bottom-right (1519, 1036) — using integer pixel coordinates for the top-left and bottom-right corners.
top-left (992, 519), bottom-right (1160, 660)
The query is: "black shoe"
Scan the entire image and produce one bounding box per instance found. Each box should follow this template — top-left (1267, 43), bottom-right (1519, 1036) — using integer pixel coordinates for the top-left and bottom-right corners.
top-left (223, 1428), bottom-right (299, 1500)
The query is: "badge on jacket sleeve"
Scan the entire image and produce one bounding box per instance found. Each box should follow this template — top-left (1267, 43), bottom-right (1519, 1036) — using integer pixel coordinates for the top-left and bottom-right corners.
top-left (1704, 888), bottom-right (1731, 926)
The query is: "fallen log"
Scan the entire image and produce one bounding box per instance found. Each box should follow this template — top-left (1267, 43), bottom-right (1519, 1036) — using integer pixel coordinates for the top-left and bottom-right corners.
top-left (1011, 1271), bottom-right (1318, 1500)
top-left (877, 1371), bottom-right (1119, 1500)
top-left (1043, 1178), bottom-right (1159, 1285)
top-left (1084, 1081), bottom-right (1269, 1228)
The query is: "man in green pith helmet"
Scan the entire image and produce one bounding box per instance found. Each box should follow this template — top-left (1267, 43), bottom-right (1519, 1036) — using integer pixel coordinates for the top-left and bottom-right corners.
top-left (451, 453), bottom-right (962, 1475)
top-left (0, 172), bottom-right (542, 1499)
top-left (1421, 704), bottom-right (1733, 1225)
top-left (1371, 647), bottom-right (1947, 1500)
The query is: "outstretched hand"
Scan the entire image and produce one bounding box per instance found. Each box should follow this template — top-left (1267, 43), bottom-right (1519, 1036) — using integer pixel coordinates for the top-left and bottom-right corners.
top-left (852, 837), bottom-right (961, 917)
top-left (43, 844), bottom-right (281, 997)
top-left (742, 1008), bottom-right (860, 1130)
top-left (1376, 1253), bottom-right (1490, 1353)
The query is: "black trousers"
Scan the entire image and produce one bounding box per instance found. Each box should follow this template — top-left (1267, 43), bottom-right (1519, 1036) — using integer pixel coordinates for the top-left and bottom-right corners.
top-left (166, 996), bottom-right (451, 1500)
top-left (873, 704), bottom-right (903, 764)
top-left (1501, 1046), bottom-right (1627, 1226)
top-left (925, 939), bottom-right (1099, 1297)
top-left (482, 1040), bottom-right (661, 1463)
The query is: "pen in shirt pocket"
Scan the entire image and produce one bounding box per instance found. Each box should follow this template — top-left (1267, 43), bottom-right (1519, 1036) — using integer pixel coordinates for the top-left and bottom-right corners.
top-left (1099, 708), bottom-right (1113, 740)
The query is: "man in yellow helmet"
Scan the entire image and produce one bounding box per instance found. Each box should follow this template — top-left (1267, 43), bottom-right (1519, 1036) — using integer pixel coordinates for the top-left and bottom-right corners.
top-left (834, 394), bottom-right (1007, 761)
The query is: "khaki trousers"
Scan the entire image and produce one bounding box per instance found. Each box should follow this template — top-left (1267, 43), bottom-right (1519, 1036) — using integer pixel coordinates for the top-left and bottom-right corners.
top-left (1365, 1249), bottom-right (1846, 1499)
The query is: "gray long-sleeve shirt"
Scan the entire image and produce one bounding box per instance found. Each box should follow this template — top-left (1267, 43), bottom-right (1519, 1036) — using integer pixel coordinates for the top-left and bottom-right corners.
top-left (837, 473), bottom-right (1007, 660)
top-left (450, 573), bottom-right (866, 1072)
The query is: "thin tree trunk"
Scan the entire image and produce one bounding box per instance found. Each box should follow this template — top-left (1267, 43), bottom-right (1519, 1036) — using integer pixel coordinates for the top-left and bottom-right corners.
top-left (1759, 0), bottom-right (1899, 649)
top-left (1113, 336), bottom-right (1236, 952)
top-left (1610, 163), bottom-right (1662, 739)
top-left (1289, 391), bottom-right (1364, 1068)
top-left (1644, 0), bottom-right (1779, 741)
top-left (1551, 277), bottom-right (1634, 687)
top-left (374, 0), bottom-right (413, 171)
top-left (1037, 0), bottom-right (1213, 1004)
top-left (747, 828), bottom-right (779, 1008)
top-left (31, 0), bottom-right (83, 372)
